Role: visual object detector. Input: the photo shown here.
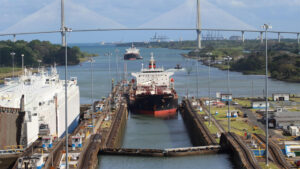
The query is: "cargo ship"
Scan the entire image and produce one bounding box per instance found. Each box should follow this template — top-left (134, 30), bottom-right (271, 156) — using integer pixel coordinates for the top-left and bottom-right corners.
top-left (124, 43), bottom-right (143, 60)
top-left (0, 66), bottom-right (80, 150)
top-left (129, 53), bottom-right (178, 117)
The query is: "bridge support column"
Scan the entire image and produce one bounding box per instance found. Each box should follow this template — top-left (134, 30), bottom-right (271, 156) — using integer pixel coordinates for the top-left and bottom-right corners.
top-left (278, 32), bottom-right (281, 43)
top-left (260, 32), bottom-right (263, 44)
top-left (297, 33), bottom-right (299, 45)
top-left (196, 0), bottom-right (201, 49)
top-left (197, 30), bottom-right (202, 49)
top-left (241, 31), bottom-right (245, 43)
top-left (13, 34), bottom-right (16, 42)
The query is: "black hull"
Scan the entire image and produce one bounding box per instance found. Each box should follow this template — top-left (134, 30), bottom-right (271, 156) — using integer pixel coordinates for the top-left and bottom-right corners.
top-left (129, 94), bottom-right (178, 117)
top-left (124, 53), bottom-right (142, 60)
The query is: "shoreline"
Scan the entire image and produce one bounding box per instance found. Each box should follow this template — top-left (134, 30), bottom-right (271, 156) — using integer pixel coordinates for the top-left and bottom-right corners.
top-left (182, 54), bottom-right (300, 83)
top-left (0, 55), bottom-right (94, 85)
top-left (0, 55), bottom-right (98, 85)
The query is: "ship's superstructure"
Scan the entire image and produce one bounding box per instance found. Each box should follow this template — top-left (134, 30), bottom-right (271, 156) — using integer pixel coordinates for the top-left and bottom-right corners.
top-left (0, 66), bottom-right (80, 149)
top-left (129, 53), bottom-right (178, 117)
top-left (124, 43), bottom-right (142, 60)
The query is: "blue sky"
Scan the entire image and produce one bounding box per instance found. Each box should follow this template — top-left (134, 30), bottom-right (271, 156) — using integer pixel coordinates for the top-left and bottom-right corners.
top-left (0, 0), bottom-right (299, 43)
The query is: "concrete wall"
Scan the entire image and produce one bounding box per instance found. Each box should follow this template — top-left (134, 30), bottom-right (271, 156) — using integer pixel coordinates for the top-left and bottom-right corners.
top-left (0, 111), bottom-right (25, 149)
top-left (220, 133), bottom-right (261, 169)
top-left (273, 94), bottom-right (289, 101)
top-left (180, 100), bottom-right (216, 146)
top-left (107, 105), bottom-right (128, 148)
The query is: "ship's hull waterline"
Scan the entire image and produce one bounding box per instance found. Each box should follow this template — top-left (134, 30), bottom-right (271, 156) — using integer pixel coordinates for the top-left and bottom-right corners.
top-left (124, 53), bottom-right (142, 60)
top-left (130, 94), bottom-right (178, 118)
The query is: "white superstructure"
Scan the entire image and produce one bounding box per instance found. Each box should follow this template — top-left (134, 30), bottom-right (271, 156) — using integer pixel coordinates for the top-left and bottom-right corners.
top-left (0, 66), bottom-right (80, 148)
top-left (131, 53), bottom-right (174, 95)
top-left (125, 44), bottom-right (140, 55)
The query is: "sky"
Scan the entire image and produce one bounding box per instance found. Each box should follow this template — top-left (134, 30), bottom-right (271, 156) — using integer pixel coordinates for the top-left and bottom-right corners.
top-left (0, 0), bottom-right (299, 43)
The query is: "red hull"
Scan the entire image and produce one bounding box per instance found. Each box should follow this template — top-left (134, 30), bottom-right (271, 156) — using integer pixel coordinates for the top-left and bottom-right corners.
top-left (135, 108), bottom-right (177, 118)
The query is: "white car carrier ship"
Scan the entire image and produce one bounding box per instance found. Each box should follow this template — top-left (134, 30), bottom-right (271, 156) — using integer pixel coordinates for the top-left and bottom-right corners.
top-left (0, 66), bottom-right (80, 150)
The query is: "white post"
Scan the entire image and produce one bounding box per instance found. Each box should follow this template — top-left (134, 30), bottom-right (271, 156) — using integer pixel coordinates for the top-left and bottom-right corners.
top-left (64, 29), bottom-right (69, 169)
top-left (61, 0), bottom-right (66, 47)
top-left (63, 27), bottom-right (72, 169)
top-left (10, 52), bottom-right (15, 78)
top-left (242, 31), bottom-right (245, 43)
top-left (265, 26), bottom-right (269, 166)
top-left (226, 56), bottom-right (231, 132)
top-left (260, 32), bottom-right (263, 44)
top-left (297, 33), bottom-right (299, 45)
top-left (13, 34), bottom-right (16, 42)
top-left (21, 54), bottom-right (24, 75)
top-left (262, 23), bottom-right (271, 167)
top-left (208, 56), bottom-right (211, 126)
top-left (90, 57), bottom-right (94, 133)
top-left (196, 0), bottom-right (201, 49)
top-left (278, 32), bottom-right (281, 43)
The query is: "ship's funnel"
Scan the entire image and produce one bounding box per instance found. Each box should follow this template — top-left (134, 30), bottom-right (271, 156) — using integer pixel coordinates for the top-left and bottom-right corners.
top-left (149, 53), bottom-right (156, 69)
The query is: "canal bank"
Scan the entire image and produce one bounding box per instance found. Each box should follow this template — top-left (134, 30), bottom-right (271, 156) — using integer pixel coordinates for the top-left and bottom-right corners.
top-left (96, 98), bottom-right (233, 169)
top-left (97, 110), bottom-right (233, 169)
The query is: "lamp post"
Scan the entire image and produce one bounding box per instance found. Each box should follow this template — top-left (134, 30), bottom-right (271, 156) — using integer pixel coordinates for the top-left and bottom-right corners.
top-left (208, 55), bottom-right (211, 126)
top-left (115, 49), bottom-right (120, 81)
top-left (63, 26), bottom-right (72, 169)
top-left (10, 52), bottom-right (15, 78)
top-left (262, 23), bottom-right (272, 166)
top-left (21, 54), bottom-right (24, 75)
top-left (196, 49), bottom-right (200, 99)
top-left (225, 56), bottom-right (232, 132)
top-left (89, 57), bottom-right (95, 133)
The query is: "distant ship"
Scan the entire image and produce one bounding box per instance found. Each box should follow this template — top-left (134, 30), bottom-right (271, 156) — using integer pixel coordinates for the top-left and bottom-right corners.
top-left (174, 64), bottom-right (183, 70)
top-left (129, 53), bottom-right (178, 117)
top-left (0, 66), bottom-right (80, 149)
top-left (124, 43), bottom-right (143, 60)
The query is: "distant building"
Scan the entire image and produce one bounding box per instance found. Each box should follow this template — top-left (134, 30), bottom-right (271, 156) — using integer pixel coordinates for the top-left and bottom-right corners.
top-left (273, 93), bottom-right (290, 101)
top-left (229, 36), bottom-right (242, 41)
top-left (271, 111), bottom-right (300, 129)
top-left (220, 94), bottom-right (232, 101)
top-left (216, 92), bottom-right (221, 99)
top-left (252, 100), bottom-right (269, 109)
top-left (150, 33), bottom-right (169, 42)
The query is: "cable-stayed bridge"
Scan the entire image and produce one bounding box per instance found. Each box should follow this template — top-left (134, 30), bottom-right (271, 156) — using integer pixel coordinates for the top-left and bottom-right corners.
top-left (0, 0), bottom-right (299, 46)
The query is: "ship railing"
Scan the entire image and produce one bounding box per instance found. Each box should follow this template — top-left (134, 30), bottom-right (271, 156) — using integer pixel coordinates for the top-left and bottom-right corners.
top-left (0, 106), bottom-right (21, 113)
top-left (0, 146), bottom-right (25, 154)
top-left (4, 145), bottom-right (24, 150)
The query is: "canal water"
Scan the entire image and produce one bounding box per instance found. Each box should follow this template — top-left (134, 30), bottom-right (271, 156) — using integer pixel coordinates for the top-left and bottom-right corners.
top-left (57, 44), bottom-right (299, 169)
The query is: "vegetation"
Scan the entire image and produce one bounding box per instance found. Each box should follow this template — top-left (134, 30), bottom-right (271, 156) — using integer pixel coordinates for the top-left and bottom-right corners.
top-left (130, 39), bottom-right (300, 83)
top-left (259, 162), bottom-right (279, 169)
top-left (233, 98), bottom-right (252, 108)
top-left (0, 40), bottom-right (96, 68)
